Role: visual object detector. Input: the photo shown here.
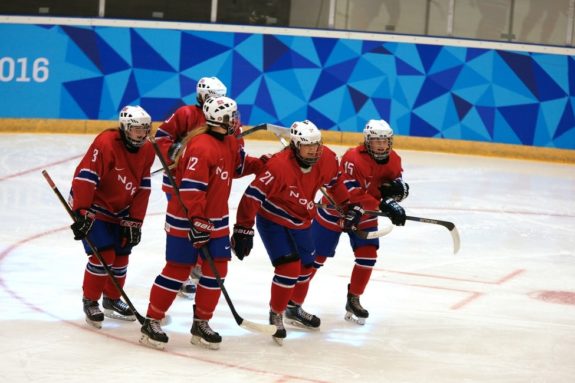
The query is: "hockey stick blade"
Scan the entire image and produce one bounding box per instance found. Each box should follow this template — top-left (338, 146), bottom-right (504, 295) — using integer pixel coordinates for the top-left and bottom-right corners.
top-left (240, 320), bottom-right (277, 335)
top-left (264, 123), bottom-right (291, 139)
top-left (364, 209), bottom-right (461, 254)
top-left (354, 225), bottom-right (394, 239)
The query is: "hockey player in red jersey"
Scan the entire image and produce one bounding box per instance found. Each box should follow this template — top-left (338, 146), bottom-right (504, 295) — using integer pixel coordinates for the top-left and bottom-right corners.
top-left (69, 105), bottom-right (155, 329)
top-left (140, 96), bottom-right (264, 350)
top-left (232, 120), bottom-right (364, 345)
top-left (312, 119), bottom-right (408, 325)
top-left (154, 77), bottom-right (247, 299)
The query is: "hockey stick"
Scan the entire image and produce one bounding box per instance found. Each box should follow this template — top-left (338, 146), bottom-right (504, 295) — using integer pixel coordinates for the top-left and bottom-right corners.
top-left (316, 189), bottom-right (394, 239)
top-left (148, 136), bottom-right (276, 336)
top-left (238, 123), bottom-right (291, 139)
top-left (41, 170), bottom-right (146, 324)
top-left (318, 202), bottom-right (460, 254)
top-left (364, 209), bottom-right (460, 254)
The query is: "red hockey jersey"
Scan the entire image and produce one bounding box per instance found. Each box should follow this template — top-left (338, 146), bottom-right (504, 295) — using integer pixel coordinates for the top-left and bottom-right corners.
top-left (316, 144), bottom-right (404, 231)
top-left (70, 129), bottom-right (155, 223)
top-left (155, 104), bottom-right (246, 193)
top-left (236, 146), bottom-right (351, 230)
top-left (165, 132), bottom-right (262, 239)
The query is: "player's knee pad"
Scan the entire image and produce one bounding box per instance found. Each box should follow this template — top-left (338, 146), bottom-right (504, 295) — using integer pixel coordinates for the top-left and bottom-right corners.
top-left (272, 252), bottom-right (300, 267)
top-left (274, 260), bottom-right (301, 279)
top-left (353, 246), bottom-right (378, 267)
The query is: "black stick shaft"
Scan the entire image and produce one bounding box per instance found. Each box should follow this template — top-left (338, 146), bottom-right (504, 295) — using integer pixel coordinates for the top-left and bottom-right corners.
top-left (41, 170), bottom-right (146, 324)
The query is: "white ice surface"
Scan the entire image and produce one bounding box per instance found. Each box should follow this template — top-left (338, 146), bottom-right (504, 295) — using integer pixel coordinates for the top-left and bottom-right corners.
top-left (1, 134), bottom-right (574, 383)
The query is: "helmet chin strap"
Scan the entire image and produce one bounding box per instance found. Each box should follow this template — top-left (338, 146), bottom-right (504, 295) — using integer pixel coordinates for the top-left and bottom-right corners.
top-left (119, 128), bottom-right (140, 153)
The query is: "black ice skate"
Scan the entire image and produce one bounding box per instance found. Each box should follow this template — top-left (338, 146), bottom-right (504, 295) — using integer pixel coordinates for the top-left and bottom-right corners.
top-left (285, 301), bottom-right (321, 330)
top-left (269, 310), bottom-right (287, 345)
top-left (102, 297), bottom-right (136, 321)
top-left (190, 318), bottom-right (222, 350)
top-left (139, 318), bottom-right (169, 350)
top-left (82, 298), bottom-right (104, 329)
top-left (345, 285), bottom-right (369, 325)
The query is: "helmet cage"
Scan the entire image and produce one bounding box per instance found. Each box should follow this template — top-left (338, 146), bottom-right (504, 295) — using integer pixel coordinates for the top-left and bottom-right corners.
top-left (290, 120), bottom-right (323, 166)
top-left (119, 106), bottom-right (151, 148)
top-left (363, 119), bottom-right (393, 161)
top-left (203, 96), bottom-right (239, 135)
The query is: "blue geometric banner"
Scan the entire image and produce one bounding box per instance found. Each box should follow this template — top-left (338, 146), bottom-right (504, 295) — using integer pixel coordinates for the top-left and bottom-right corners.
top-left (0, 22), bottom-right (573, 149)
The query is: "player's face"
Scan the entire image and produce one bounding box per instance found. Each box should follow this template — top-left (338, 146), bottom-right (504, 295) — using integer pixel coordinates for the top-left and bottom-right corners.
top-left (299, 142), bottom-right (322, 163)
top-left (369, 138), bottom-right (390, 156)
top-left (127, 124), bottom-right (150, 144)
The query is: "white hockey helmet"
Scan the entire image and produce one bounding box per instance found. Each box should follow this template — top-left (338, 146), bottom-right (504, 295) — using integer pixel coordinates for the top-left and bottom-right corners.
top-left (202, 96), bottom-right (239, 135)
top-left (119, 105), bottom-right (152, 148)
top-left (363, 119), bottom-right (393, 161)
top-left (196, 77), bottom-right (227, 105)
top-left (290, 120), bottom-right (323, 166)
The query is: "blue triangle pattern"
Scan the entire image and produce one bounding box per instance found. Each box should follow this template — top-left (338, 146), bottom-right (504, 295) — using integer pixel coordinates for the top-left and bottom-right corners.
top-left (61, 26), bottom-right (104, 73)
top-left (325, 58), bottom-right (358, 83)
top-left (410, 113), bottom-right (441, 137)
top-left (532, 62), bottom-right (567, 101)
top-left (310, 70), bottom-right (346, 101)
top-left (15, 24), bottom-right (572, 150)
top-left (308, 106), bottom-right (335, 129)
top-left (130, 29), bottom-right (174, 72)
top-left (119, 71), bottom-right (140, 108)
top-left (180, 32), bottom-right (230, 72)
top-left (63, 76), bottom-right (104, 119)
top-left (362, 41), bottom-right (391, 55)
top-left (256, 77), bottom-right (276, 117)
top-left (497, 51), bottom-right (538, 100)
top-left (395, 57), bottom-right (423, 75)
top-left (414, 77), bottom-right (449, 108)
top-left (416, 44), bottom-right (442, 73)
top-left (180, 74), bottom-right (197, 98)
top-left (498, 104), bottom-right (539, 145)
top-left (348, 86), bottom-right (369, 112)
top-left (476, 106), bottom-right (495, 139)
top-left (312, 37), bottom-right (338, 66)
top-left (569, 58), bottom-right (575, 95)
top-left (452, 93), bottom-right (473, 120)
top-left (428, 65), bottom-right (463, 91)
top-left (555, 100), bottom-right (575, 140)
top-left (141, 97), bottom-right (185, 121)
top-left (372, 98), bottom-right (391, 122)
top-left (466, 48), bottom-right (489, 62)
top-left (263, 34), bottom-right (290, 71)
top-left (232, 51), bottom-right (262, 97)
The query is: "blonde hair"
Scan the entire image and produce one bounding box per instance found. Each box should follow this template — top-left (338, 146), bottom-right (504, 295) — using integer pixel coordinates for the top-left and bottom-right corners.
top-left (173, 125), bottom-right (209, 166)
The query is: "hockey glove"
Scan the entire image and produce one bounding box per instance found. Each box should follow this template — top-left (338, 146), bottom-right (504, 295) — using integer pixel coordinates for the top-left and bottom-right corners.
top-left (167, 141), bottom-right (183, 162)
top-left (379, 198), bottom-right (406, 226)
top-left (71, 209), bottom-right (96, 240)
top-left (379, 178), bottom-right (409, 202)
top-left (119, 217), bottom-right (143, 248)
top-left (231, 225), bottom-right (255, 260)
top-left (188, 217), bottom-right (214, 249)
top-left (339, 203), bottom-right (364, 232)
